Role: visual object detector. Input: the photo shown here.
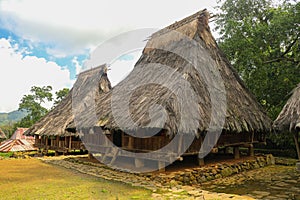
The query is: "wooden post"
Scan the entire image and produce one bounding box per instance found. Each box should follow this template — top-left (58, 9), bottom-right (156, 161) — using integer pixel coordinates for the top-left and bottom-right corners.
top-left (248, 144), bottom-right (254, 157)
top-left (55, 151), bottom-right (59, 156)
top-left (69, 136), bottom-right (72, 150)
top-left (294, 133), bottom-right (300, 161)
top-left (45, 136), bottom-right (49, 155)
top-left (64, 137), bottom-right (67, 149)
top-left (198, 158), bottom-right (205, 167)
top-left (135, 158), bottom-right (145, 168)
top-left (88, 153), bottom-right (92, 159)
top-left (234, 146), bottom-right (240, 159)
top-left (128, 136), bottom-right (133, 149)
top-left (158, 161), bottom-right (165, 172)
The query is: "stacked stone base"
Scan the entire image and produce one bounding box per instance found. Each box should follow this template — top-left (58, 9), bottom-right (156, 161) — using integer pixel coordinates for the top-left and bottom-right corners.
top-left (147, 155), bottom-right (275, 186)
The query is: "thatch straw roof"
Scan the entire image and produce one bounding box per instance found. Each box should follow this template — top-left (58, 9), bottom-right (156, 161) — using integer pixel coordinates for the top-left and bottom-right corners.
top-left (72, 9), bottom-right (272, 136)
top-left (25, 65), bottom-right (111, 136)
top-left (0, 128), bottom-right (35, 152)
top-left (274, 83), bottom-right (300, 133)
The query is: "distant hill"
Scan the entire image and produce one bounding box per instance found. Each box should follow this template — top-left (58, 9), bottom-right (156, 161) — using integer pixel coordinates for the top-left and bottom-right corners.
top-left (0, 110), bottom-right (28, 126)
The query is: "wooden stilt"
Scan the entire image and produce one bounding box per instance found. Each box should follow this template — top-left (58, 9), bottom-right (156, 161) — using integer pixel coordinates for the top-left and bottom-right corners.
top-left (88, 153), bottom-right (92, 159)
top-left (45, 136), bottom-right (49, 155)
top-left (293, 133), bottom-right (300, 161)
top-left (234, 146), bottom-right (240, 159)
top-left (198, 158), bottom-right (205, 167)
top-left (69, 136), bottom-right (72, 150)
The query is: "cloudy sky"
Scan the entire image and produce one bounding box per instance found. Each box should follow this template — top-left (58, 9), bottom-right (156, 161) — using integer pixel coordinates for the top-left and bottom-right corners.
top-left (0, 0), bottom-right (218, 112)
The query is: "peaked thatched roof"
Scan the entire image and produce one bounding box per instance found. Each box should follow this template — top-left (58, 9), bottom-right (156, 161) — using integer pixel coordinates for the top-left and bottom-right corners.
top-left (0, 128), bottom-right (35, 152)
top-left (73, 9), bottom-right (272, 136)
top-left (274, 83), bottom-right (300, 133)
top-left (0, 129), bottom-right (6, 139)
top-left (25, 65), bottom-right (112, 136)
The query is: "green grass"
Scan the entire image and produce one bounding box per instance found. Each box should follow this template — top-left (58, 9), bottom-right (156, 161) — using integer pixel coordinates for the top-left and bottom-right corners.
top-left (0, 159), bottom-right (152, 200)
top-left (0, 152), bottom-right (13, 158)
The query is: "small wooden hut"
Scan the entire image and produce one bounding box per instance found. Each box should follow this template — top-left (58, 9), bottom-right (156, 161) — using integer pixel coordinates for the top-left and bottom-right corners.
top-left (274, 83), bottom-right (300, 160)
top-left (25, 65), bottom-right (112, 155)
top-left (74, 9), bottom-right (272, 170)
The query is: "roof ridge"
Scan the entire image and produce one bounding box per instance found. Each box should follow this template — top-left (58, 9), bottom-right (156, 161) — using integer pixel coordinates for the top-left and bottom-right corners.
top-left (151, 9), bottom-right (208, 38)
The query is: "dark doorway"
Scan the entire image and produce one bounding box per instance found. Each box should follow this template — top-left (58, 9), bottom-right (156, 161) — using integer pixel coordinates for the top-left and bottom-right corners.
top-left (113, 130), bottom-right (122, 147)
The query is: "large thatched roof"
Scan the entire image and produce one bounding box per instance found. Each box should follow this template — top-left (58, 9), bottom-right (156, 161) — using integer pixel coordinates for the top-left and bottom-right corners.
top-left (73, 9), bottom-right (272, 136)
top-left (25, 65), bottom-right (111, 136)
top-left (274, 83), bottom-right (300, 133)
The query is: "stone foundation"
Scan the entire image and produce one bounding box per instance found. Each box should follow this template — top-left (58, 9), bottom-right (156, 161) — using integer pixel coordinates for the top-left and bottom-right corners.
top-left (146, 155), bottom-right (275, 186)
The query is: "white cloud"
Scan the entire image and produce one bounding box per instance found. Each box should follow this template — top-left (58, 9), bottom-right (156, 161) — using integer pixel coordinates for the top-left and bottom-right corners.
top-left (0, 0), bottom-right (218, 57)
top-left (0, 38), bottom-right (72, 112)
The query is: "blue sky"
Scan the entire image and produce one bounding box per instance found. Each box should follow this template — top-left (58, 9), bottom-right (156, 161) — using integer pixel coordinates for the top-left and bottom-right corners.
top-left (0, 0), bottom-right (217, 112)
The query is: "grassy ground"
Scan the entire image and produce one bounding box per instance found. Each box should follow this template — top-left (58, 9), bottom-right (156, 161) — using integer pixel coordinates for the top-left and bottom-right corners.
top-left (0, 159), bottom-right (152, 200)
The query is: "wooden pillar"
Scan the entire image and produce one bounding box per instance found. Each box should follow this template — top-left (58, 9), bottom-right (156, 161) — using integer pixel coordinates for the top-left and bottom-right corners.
top-left (64, 137), bottom-right (67, 149)
top-left (158, 161), bottom-right (165, 172)
top-left (234, 146), bottom-right (240, 159)
top-left (294, 133), bottom-right (300, 161)
top-left (248, 144), bottom-right (254, 157)
top-left (69, 136), bottom-right (72, 150)
top-left (88, 153), bottom-right (92, 159)
top-left (128, 136), bottom-right (133, 149)
top-left (45, 136), bottom-right (49, 154)
top-left (198, 158), bottom-right (205, 167)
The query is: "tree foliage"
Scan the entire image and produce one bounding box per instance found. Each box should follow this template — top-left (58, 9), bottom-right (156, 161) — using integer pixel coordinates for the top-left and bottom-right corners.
top-left (16, 86), bottom-right (70, 128)
top-left (53, 88), bottom-right (70, 107)
top-left (17, 86), bottom-right (53, 127)
top-left (215, 0), bottom-right (300, 119)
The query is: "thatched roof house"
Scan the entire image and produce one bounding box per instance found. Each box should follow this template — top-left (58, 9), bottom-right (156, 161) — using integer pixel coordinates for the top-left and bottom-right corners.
top-left (26, 65), bottom-right (111, 136)
top-left (0, 128), bottom-right (36, 152)
top-left (25, 65), bottom-right (111, 154)
top-left (72, 9), bottom-right (272, 170)
top-left (76, 10), bottom-right (271, 135)
top-left (274, 83), bottom-right (300, 133)
top-left (274, 83), bottom-right (300, 160)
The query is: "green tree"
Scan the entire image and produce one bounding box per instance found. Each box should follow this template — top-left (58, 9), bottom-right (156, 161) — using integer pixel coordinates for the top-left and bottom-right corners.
top-left (53, 88), bottom-right (70, 107)
top-left (215, 0), bottom-right (300, 119)
top-left (17, 86), bottom-right (53, 127)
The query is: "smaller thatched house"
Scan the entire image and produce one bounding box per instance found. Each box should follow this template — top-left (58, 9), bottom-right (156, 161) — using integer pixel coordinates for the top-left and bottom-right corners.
top-left (25, 65), bottom-right (112, 155)
top-left (0, 129), bottom-right (6, 142)
top-left (0, 128), bottom-right (36, 152)
top-left (274, 83), bottom-right (300, 160)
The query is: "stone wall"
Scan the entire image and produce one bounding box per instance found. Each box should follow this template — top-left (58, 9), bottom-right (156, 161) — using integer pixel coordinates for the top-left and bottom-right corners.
top-left (146, 155), bottom-right (275, 186)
